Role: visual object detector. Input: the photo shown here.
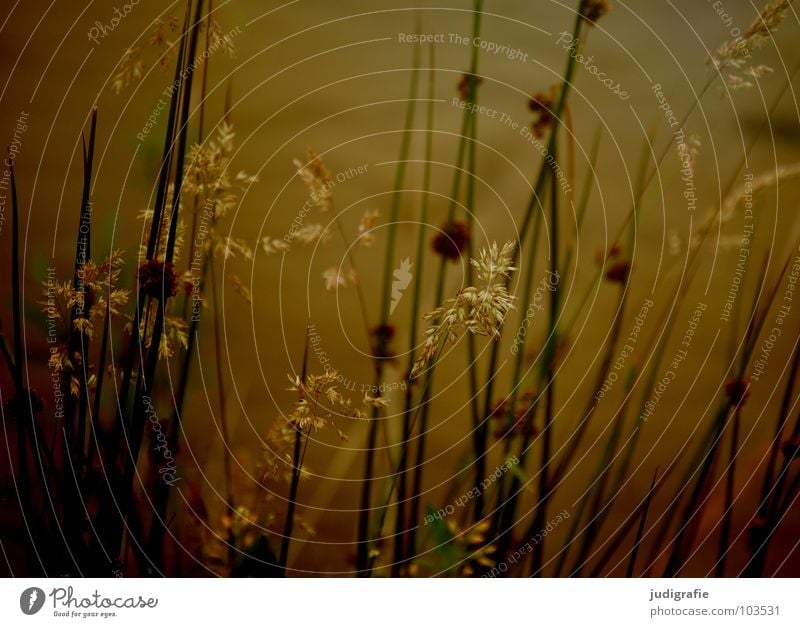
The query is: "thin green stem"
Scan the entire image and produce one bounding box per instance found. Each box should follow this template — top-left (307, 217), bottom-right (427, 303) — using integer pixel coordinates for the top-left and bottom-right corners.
top-left (357, 39), bottom-right (421, 576)
top-left (394, 45), bottom-right (436, 575)
top-left (411, 0), bottom-right (484, 548)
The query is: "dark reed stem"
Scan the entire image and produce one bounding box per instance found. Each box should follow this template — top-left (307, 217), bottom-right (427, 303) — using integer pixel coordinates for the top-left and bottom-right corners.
top-left (480, 11), bottom-right (585, 546)
top-left (209, 258), bottom-right (234, 506)
top-left (489, 213), bottom-right (548, 565)
top-left (487, 9), bottom-right (588, 569)
top-left (87, 298), bottom-right (110, 476)
top-left (182, 0), bottom-right (213, 321)
top-left (148, 254), bottom-right (210, 563)
top-left (8, 159), bottom-right (35, 564)
top-left (660, 252), bottom-right (792, 576)
top-left (416, 0), bottom-right (484, 525)
top-left (625, 469), bottom-right (658, 578)
top-left (765, 361), bottom-right (800, 516)
top-left (549, 131), bottom-right (644, 487)
top-left (357, 38), bottom-right (421, 577)
top-left (490, 125), bottom-right (603, 537)
top-left (746, 348), bottom-right (800, 575)
top-left (551, 296), bottom-right (631, 577)
top-left (112, 0), bottom-right (203, 563)
top-left (587, 71), bottom-right (794, 570)
top-left (715, 405), bottom-right (741, 577)
top-left (458, 3), bottom-right (484, 516)
top-left (393, 44), bottom-right (436, 575)
top-left (149, 17), bottom-right (224, 565)
top-left (367, 342), bottom-right (451, 573)
top-left (279, 324), bottom-right (311, 574)
top-left (543, 135), bottom-right (650, 576)
top-left (111, 2), bottom-right (192, 465)
top-left (75, 108), bottom-right (98, 467)
top-left (465, 96), bottom-right (482, 518)
top-left (58, 110), bottom-right (97, 560)
top-left (758, 328), bottom-right (800, 518)
top-left (586, 471), bottom-right (667, 577)
top-left (403, 5), bottom-right (484, 555)
top-left (0, 329), bottom-right (15, 375)
top-left (530, 164), bottom-right (561, 575)
top-left (127, 0), bottom-right (205, 481)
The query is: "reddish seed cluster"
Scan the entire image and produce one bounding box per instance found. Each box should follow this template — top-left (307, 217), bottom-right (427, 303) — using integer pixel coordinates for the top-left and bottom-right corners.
top-left (725, 378), bottom-right (750, 406)
top-left (457, 72), bottom-right (483, 100)
top-left (529, 91), bottom-right (555, 139)
top-left (489, 392), bottom-right (538, 441)
top-left (432, 221), bottom-right (471, 261)
top-left (581, 0), bottom-right (611, 24)
top-left (598, 244), bottom-right (630, 284)
top-left (138, 259), bottom-right (179, 299)
top-left (605, 260), bottom-right (631, 284)
top-left (782, 436), bottom-right (800, 460)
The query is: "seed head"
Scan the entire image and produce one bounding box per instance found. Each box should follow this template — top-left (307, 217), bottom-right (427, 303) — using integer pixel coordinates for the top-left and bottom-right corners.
top-left (711, 0), bottom-right (793, 90)
top-left (411, 242), bottom-right (516, 378)
top-left (581, 0), bottom-right (611, 24)
top-left (432, 220), bottom-right (471, 261)
top-left (458, 73), bottom-right (483, 100)
top-left (529, 90), bottom-right (556, 139)
top-left (725, 378), bottom-right (750, 406)
top-left (605, 260), bottom-right (631, 284)
top-left (138, 259), bottom-right (179, 299)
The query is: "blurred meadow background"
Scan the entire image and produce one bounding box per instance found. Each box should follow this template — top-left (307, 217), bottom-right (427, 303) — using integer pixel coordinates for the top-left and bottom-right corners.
top-left (1, 0), bottom-right (800, 577)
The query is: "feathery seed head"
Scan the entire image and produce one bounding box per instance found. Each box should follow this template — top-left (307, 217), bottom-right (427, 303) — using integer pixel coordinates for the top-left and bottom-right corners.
top-left (294, 149), bottom-right (334, 212)
top-left (711, 0), bottom-right (793, 89)
top-left (411, 242), bottom-right (517, 378)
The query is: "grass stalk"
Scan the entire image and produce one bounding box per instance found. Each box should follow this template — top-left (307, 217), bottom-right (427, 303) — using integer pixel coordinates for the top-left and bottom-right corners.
top-left (660, 251), bottom-right (792, 576)
top-left (356, 36), bottom-right (422, 576)
top-left (529, 164), bottom-right (561, 574)
top-left (110, 1), bottom-right (192, 466)
top-left (279, 325), bottom-right (312, 574)
top-left (112, 0), bottom-right (204, 562)
top-left (757, 331), bottom-right (800, 518)
top-left (8, 159), bottom-right (34, 560)
top-left (714, 404), bottom-right (741, 576)
top-left (592, 80), bottom-right (790, 562)
top-left (464, 90), bottom-right (483, 518)
top-left (393, 44), bottom-right (436, 575)
top-left (408, 1), bottom-right (484, 543)
top-left (485, 8), bottom-right (587, 568)
top-left (209, 257), bottom-right (236, 568)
